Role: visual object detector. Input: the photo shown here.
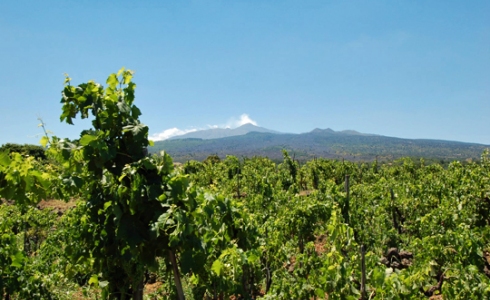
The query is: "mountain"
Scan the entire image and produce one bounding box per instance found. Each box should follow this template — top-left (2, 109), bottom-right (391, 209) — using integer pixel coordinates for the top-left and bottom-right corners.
top-left (307, 128), bottom-right (376, 136)
top-left (169, 123), bottom-right (280, 140)
top-left (151, 127), bottom-right (489, 163)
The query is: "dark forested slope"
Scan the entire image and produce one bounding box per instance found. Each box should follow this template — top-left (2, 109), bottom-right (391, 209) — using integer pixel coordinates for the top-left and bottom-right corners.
top-left (151, 129), bottom-right (489, 162)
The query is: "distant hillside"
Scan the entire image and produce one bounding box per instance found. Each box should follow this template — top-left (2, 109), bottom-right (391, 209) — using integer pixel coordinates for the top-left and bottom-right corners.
top-left (169, 123), bottom-right (280, 140)
top-left (151, 128), bottom-right (489, 163)
top-left (308, 128), bottom-right (375, 136)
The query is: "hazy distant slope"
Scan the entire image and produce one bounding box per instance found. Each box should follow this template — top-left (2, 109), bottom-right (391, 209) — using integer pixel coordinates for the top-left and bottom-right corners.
top-left (169, 124), bottom-right (280, 140)
top-left (151, 128), bottom-right (489, 162)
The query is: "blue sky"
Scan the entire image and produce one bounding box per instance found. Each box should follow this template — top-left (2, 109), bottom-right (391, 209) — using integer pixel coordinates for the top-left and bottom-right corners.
top-left (1, 0), bottom-right (489, 145)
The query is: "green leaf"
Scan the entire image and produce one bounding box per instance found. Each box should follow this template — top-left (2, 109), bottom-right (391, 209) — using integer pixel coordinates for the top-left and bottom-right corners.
top-left (117, 101), bottom-right (130, 114)
top-left (64, 73), bottom-right (72, 84)
top-left (315, 288), bottom-right (325, 298)
top-left (122, 70), bottom-right (133, 84)
top-left (99, 280), bottom-right (109, 288)
top-left (117, 67), bottom-right (125, 77)
top-left (106, 73), bottom-right (118, 89)
top-left (131, 105), bottom-right (142, 118)
top-left (40, 136), bottom-right (49, 147)
top-left (211, 260), bottom-right (223, 276)
top-left (189, 274), bottom-right (199, 285)
top-left (103, 201), bottom-right (112, 211)
top-left (10, 251), bottom-right (25, 268)
top-left (0, 151), bottom-right (11, 167)
top-left (88, 274), bottom-right (99, 286)
top-left (80, 134), bottom-right (97, 146)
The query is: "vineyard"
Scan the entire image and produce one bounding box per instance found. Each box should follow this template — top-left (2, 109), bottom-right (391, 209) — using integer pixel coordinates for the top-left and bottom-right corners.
top-left (1, 70), bottom-right (489, 299)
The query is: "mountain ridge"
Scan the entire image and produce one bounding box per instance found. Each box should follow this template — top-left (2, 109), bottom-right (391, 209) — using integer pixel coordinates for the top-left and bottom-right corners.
top-left (151, 125), bottom-right (489, 163)
top-left (168, 123), bottom-right (280, 140)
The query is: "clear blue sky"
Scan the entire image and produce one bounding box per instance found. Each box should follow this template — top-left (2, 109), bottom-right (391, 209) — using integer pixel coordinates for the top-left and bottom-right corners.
top-left (1, 0), bottom-right (489, 145)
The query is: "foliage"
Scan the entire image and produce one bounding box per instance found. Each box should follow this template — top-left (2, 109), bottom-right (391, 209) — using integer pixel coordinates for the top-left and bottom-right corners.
top-left (0, 151), bottom-right (56, 206)
top-left (1, 69), bottom-right (489, 299)
top-left (0, 204), bottom-right (59, 299)
top-left (0, 143), bottom-right (47, 161)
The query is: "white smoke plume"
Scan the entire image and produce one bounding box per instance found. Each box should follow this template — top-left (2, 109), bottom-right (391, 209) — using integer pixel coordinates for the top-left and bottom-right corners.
top-left (224, 114), bottom-right (258, 128)
top-left (149, 128), bottom-right (198, 141)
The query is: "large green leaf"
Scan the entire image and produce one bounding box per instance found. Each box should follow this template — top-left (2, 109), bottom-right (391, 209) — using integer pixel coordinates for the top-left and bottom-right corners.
top-left (211, 259), bottom-right (223, 276)
top-left (79, 134), bottom-right (97, 146)
top-left (0, 151), bottom-right (11, 167)
top-left (10, 251), bottom-right (25, 268)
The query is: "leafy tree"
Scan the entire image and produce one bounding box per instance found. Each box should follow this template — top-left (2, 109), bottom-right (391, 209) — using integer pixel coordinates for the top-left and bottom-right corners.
top-left (0, 143), bottom-right (47, 161)
top-left (52, 68), bottom-right (197, 299)
top-left (204, 154), bottom-right (221, 165)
